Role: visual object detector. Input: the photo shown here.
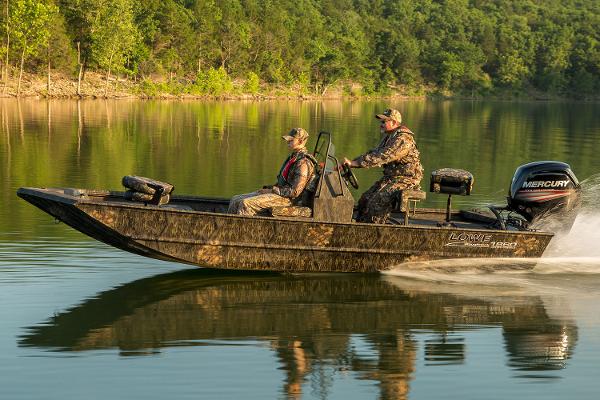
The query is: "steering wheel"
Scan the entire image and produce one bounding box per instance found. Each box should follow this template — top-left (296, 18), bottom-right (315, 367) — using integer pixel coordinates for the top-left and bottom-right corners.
top-left (341, 164), bottom-right (359, 189)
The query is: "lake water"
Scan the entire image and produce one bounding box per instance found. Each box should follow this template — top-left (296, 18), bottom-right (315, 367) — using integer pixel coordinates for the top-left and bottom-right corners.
top-left (1, 99), bottom-right (600, 399)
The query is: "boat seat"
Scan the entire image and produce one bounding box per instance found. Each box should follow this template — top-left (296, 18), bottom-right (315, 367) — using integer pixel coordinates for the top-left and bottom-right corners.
top-left (122, 175), bottom-right (174, 206)
top-left (430, 168), bottom-right (474, 225)
top-left (392, 189), bottom-right (427, 225)
top-left (270, 205), bottom-right (312, 218)
top-left (430, 168), bottom-right (473, 196)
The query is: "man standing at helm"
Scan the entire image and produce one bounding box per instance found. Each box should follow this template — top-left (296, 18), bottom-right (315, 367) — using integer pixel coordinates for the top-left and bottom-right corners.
top-left (228, 128), bottom-right (317, 216)
top-left (343, 108), bottom-right (423, 224)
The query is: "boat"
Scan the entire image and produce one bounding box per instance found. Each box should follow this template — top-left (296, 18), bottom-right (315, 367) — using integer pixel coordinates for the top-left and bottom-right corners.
top-left (17, 132), bottom-right (581, 273)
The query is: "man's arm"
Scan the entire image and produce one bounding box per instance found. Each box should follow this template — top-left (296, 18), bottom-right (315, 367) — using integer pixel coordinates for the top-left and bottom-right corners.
top-left (352, 135), bottom-right (410, 168)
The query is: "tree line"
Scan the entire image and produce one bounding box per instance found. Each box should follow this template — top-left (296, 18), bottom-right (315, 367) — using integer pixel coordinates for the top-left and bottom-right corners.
top-left (1, 0), bottom-right (598, 97)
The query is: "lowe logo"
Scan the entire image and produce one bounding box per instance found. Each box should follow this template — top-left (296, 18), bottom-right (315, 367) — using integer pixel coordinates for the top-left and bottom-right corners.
top-left (522, 180), bottom-right (569, 189)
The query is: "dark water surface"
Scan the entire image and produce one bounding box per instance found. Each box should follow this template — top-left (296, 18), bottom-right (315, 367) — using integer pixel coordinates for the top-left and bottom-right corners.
top-left (1, 99), bottom-right (600, 399)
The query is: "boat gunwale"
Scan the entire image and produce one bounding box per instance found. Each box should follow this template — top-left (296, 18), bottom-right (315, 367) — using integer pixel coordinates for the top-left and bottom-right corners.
top-left (17, 187), bottom-right (555, 237)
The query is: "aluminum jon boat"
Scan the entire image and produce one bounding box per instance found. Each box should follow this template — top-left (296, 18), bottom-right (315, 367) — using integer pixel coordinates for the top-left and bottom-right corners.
top-left (17, 133), bottom-right (581, 273)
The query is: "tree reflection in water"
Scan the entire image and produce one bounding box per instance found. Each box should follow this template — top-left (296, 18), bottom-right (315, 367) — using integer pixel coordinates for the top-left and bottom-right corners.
top-left (19, 270), bottom-right (577, 399)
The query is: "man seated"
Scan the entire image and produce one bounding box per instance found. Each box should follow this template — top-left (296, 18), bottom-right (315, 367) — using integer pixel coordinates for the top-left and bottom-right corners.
top-left (342, 108), bottom-right (423, 224)
top-left (228, 128), bottom-right (318, 216)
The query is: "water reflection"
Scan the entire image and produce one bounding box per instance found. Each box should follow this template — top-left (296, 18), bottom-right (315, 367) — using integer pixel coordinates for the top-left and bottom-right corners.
top-left (20, 270), bottom-right (577, 397)
top-left (3, 99), bottom-right (600, 242)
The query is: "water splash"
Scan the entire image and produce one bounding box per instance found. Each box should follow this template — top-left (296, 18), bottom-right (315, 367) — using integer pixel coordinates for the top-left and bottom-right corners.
top-left (542, 174), bottom-right (600, 258)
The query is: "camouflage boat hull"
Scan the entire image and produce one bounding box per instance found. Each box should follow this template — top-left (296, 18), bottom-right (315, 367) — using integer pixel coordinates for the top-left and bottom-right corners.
top-left (17, 187), bottom-right (553, 272)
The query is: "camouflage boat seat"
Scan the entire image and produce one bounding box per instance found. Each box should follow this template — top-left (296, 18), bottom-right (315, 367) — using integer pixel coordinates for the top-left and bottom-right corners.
top-left (430, 168), bottom-right (474, 225)
top-left (430, 168), bottom-right (473, 196)
top-left (270, 205), bottom-right (312, 218)
top-left (122, 175), bottom-right (174, 206)
top-left (392, 189), bottom-right (427, 225)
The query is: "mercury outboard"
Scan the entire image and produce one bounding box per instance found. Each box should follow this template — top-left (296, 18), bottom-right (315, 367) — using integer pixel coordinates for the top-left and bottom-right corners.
top-left (489, 161), bottom-right (581, 231)
top-left (491, 161), bottom-right (581, 231)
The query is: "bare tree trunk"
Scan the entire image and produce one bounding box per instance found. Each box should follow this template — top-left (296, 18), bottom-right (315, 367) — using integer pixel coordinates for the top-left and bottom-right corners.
top-left (47, 45), bottom-right (51, 96)
top-left (17, 47), bottom-right (25, 97)
top-left (220, 41), bottom-right (227, 69)
top-left (105, 50), bottom-right (114, 97)
top-left (105, 68), bottom-right (110, 96)
top-left (3, 0), bottom-right (10, 94)
top-left (77, 42), bottom-right (83, 96)
top-left (77, 63), bottom-right (83, 96)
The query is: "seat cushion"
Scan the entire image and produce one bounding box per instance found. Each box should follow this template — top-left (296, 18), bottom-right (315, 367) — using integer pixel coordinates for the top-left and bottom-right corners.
top-left (398, 189), bottom-right (427, 212)
top-left (270, 206), bottom-right (312, 218)
top-left (430, 168), bottom-right (474, 195)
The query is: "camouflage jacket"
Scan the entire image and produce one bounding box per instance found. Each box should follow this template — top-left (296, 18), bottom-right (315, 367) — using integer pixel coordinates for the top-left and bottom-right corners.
top-left (274, 149), bottom-right (318, 199)
top-left (353, 126), bottom-right (423, 179)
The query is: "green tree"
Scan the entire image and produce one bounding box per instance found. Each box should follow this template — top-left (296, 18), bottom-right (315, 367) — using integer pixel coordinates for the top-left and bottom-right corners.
top-left (495, 16), bottom-right (534, 87)
top-left (10, 0), bottom-right (56, 95)
top-left (534, 22), bottom-right (574, 92)
top-left (44, 7), bottom-right (76, 94)
top-left (58, 0), bottom-right (98, 95)
top-left (89, 0), bottom-right (138, 95)
top-left (136, 0), bottom-right (196, 78)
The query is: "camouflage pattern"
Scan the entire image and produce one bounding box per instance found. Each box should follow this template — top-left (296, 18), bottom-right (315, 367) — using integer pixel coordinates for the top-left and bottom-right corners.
top-left (275, 149), bottom-right (317, 200)
top-left (357, 176), bottom-right (421, 223)
top-left (282, 127), bottom-right (310, 142)
top-left (122, 175), bottom-right (174, 195)
top-left (229, 148), bottom-right (317, 216)
top-left (228, 192), bottom-right (292, 216)
top-left (353, 126), bottom-right (423, 179)
top-left (375, 108), bottom-right (402, 124)
top-left (18, 187), bottom-right (555, 273)
top-left (430, 168), bottom-right (474, 195)
top-left (353, 125), bottom-right (423, 223)
top-left (270, 205), bottom-right (312, 218)
top-left (124, 190), bottom-right (170, 205)
top-left (398, 189), bottom-right (427, 212)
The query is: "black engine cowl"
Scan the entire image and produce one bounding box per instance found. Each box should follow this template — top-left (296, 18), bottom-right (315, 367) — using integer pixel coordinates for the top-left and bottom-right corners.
top-left (507, 161), bottom-right (580, 223)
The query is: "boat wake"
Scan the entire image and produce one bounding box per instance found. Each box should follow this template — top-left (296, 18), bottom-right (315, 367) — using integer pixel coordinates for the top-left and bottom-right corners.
top-left (384, 174), bottom-right (600, 280)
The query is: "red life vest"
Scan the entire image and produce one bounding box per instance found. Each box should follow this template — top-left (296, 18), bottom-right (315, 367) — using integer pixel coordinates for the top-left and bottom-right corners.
top-left (281, 155), bottom-right (297, 181)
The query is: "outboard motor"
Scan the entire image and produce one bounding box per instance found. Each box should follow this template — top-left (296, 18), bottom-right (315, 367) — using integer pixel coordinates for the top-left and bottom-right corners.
top-left (507, 161), bottom-right (581, 228)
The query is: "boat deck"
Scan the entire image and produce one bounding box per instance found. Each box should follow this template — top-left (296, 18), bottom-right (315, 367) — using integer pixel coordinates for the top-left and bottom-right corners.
top-left (75, 189), bottom-right (503, 231)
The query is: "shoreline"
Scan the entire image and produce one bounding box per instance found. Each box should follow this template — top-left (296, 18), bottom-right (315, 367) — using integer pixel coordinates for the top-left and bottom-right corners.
top-left (0, 71), bottom-right (596, 102)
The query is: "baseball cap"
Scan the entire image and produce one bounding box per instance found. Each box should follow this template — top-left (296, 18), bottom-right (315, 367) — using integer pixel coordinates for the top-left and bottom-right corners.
top-left (282, 127), bottom-right (309, 141)
top-left (375, 108), bottom-right (402, 124)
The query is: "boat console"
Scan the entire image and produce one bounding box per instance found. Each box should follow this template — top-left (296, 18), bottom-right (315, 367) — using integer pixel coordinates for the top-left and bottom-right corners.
top-left (309, 132), bottom-right (356, 223)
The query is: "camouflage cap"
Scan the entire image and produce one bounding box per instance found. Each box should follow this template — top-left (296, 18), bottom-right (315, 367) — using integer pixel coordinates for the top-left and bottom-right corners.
top-left (282, 127), bottom-right (309, 141)
top-left (375, 108), bottom-right (402, 124)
